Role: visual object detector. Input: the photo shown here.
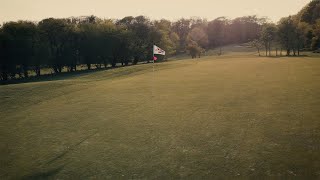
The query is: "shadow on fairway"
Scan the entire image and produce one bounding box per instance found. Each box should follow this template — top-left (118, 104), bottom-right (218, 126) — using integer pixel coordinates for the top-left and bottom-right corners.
top-left (0, 67), bottom-right (114, 86)
top-left (46, 132), bottom-right (98, 165)
top-left (0, 69), bottom-right (108, 86)
top-left (266, 55), bottom-right (309, 58)
top-left (22, 166), bottom-right (64, 180)
top-left (0, 64), bottom-right (144, 86)
top-left (0, 61), bottom-right (170, 86)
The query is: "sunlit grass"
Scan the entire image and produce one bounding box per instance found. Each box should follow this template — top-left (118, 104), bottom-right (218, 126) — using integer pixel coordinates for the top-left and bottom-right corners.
top-left (1, 55), bottom-right (320, 179)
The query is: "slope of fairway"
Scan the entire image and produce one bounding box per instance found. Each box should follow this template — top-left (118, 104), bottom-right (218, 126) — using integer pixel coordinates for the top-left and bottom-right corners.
top-left (1, 55), bottom-right (320, 179)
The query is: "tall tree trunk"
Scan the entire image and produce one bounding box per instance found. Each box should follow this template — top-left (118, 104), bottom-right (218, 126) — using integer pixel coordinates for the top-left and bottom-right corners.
top-left (268, 42), bottom-right (271, 56)
top-left (125, 59), bottom-right (129, 66)
top-left (3, 73), bottom-right (8, 81)
top-left (53, 66), bottom-right (59, 74)
top-left (269, 48), bottom-right (271, 56)
top-left (286, 49), bottom-right (290, 56)
top-left (133, 57), bottom-right (139, 65)
top-left (112, 57), bottom-right (117, 67)
top-left (35, 65), bottom-right (41, 77)
top-left (58, 66), bottom-right (62, 73)
top-left (124, 57), bottom-right (129, 66)
top-left (266, 47), bottom-right (268, 56)
top-left (1, 66), bottom-right (8, 81)
top-left (22, 64), bottom-right (29, 78)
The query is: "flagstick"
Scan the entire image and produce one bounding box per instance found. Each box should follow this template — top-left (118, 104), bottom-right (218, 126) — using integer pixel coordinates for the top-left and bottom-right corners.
top-left (152, 45), bottom-right (155, 117)
top-left (151, 45), bottom-right (155, 122)
top-left (152, 44), bottom-right (155, 66)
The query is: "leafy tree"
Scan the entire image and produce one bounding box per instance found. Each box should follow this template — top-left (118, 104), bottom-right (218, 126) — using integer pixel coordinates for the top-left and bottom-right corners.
top-left (229, 16), bottom-right (264, 44)
top-left (0, 21), bottom-right (38, 78)
top-left (0, 28), bottom-right (10, 80)
top-left (172, 18), bottom-right (191, 52)
top-left (187, 41), bottom-right (202, 59)
top-left (299, 0), bottom-right (320, 24)
top-left (290, 0), bottom-right (320, 51)
top-left (118, 16), bottom-right (153, 64)
top-left (169, 32), bottom-right (180, 54)
top-left (79, 22), bottom-right (105, 69)
top-left (32, 33), bottom-right (50, 76)
top-left (278, 17), bottom-right (297, 56)
top-left (250, 39), bottom-right (263, 56)
top-left (260, 24), bottom-right (277, 56)
top-left (208, 17), bottom-right (228, 55)
top-left (154, 19), bottom-right (177, 56)
top-left (188, 27), bottom-right (208, 49)
top-left (38, 18), bottom-right (73, 73)
top-left (292, 22), bottom-right (311, 55)
top-left (311, 19), bottom-right (320, 50)
top-left (190, 17), bottom-right (208, 29)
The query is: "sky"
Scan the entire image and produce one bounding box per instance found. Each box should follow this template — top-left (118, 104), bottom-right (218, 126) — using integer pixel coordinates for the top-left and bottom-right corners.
top-left (0, 0), bottom-right (311, 23)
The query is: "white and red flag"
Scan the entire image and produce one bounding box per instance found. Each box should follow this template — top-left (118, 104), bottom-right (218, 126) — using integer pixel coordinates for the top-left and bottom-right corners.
top-left (153, 45), bottom-right (166, 55)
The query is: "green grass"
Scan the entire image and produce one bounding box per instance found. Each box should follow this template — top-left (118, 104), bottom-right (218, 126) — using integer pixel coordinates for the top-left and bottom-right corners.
top-left (1, 55), bottom-right (320, 179)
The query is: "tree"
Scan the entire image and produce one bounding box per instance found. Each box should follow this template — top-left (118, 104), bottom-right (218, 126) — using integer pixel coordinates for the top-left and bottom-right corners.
top-left (172, 18), bottom-right (191, 52)
top-left (278, 17), bottom-right (297, 56)
top-left (32, 34), bottom-right (50, 76)
top-left (207, 17), bottom-right (228, 55)
top-left (38, 18), bottom-right (73, 73)
top-left (228, 16), bottom-right (264, 44)
top-left (79, 20), bottom-right (116, 69)
top-left (154, 19), bottom-right (178, 57)
top-left (250, 39), bottom-right (263, 56)
top-left (311, 19), bottom-right (320, 50)
top-left (187, 41), bottom-right (202, 59)
top-left (188, 27), bottom-right (208, 49)
top-left (299, 0), bottom-right (320, 24)
top-left (260, 24), bottom-right (277, 56)
top-left (118, 16), bottom-right (153, 64)
top-left (169, 32), bottom-right (180, 54)
top-left (0, 21), bottom-right (39, 78)
top-left (190, 17), bottom-right (208, 29)
top-left (0, 27), bottom-right (11, 80)
top-left (292, 22), bottom-right (311, 55)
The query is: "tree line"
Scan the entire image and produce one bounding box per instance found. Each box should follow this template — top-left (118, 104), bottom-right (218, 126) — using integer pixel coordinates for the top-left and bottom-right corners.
top-left (251, 0), bottom-right (320, 56)
top-left (0, 15), bottom-right (269, 81)
top-left (0, 0), bottom-right (319, 81)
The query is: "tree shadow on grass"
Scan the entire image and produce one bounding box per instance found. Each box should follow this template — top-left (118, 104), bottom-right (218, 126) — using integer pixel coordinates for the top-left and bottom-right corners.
top-left (0, 61), bottom-right (161, 86)
top-left (260, 55), bottom-right (310, 59)
top-left (22, 166), bottom-right (64, 180)
top-left (46, 132), bottom-right (97, 165)
top-left (0, 68), bottom-right (109, 86)
top-left (0, 62), bottom-right (151, 86)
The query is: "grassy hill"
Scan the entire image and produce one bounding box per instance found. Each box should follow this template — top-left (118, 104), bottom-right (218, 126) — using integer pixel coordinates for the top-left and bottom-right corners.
top-left (1, 55), bottom-right (320, 179)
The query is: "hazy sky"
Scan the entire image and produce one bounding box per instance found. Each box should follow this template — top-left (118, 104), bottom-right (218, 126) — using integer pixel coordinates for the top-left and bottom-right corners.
top-left (0, 0), bottom-right (311, 23)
